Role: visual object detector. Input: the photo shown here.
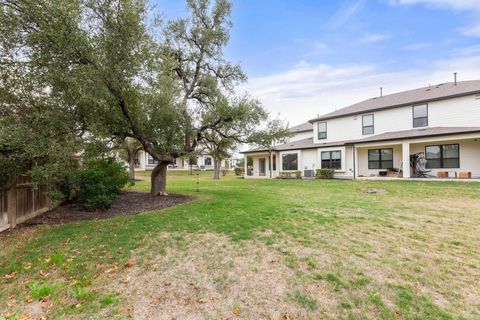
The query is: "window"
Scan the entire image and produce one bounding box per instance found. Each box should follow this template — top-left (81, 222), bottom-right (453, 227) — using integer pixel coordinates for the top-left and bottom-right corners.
top-left (321, 151), bottom-right (341, 170)
top-left (317, 122), bottom-right (327, 140)
top-left (148, 154), bottom-right (158, 165)
top-left (413, 104), bottom-right (428, 128)
top-left (204, 157), bottom-right (212, 166)
top-left (368, 148), bottom-right (393, 169)
top-left (282, 153), bottom-right (298, 171)
top-left (425, 144), bottom-right (459, 168)
top-left (272, 155), bottom-right (276, 171)
top-left (362, 114), bottom-right (374, 135)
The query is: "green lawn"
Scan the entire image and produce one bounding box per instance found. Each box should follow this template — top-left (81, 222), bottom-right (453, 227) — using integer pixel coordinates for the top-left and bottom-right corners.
top-left (1, 171), bottom-right (479, 319)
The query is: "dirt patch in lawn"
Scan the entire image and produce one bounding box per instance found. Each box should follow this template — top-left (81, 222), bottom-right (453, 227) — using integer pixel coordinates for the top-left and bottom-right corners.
top-left (20, 191), bottom-right (195, 226)
top-left (97, 232), bottom-right (339, 320)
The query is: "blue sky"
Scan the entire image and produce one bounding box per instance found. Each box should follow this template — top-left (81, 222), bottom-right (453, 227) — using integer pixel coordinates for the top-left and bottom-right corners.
top-left (154, 0), bottom-right (480, 125)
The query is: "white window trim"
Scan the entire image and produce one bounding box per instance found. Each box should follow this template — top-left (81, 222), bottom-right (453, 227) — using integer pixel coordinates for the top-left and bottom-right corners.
top-left (317, 147), bottom-right (346, 172)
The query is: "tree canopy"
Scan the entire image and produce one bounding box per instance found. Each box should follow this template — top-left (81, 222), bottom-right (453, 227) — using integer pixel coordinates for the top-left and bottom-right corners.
top-left (0, 0), bottom-right (276, 194)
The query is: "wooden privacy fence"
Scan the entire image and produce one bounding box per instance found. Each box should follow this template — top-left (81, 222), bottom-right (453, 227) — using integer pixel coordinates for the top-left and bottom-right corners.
top-left (0, 176), bottom-right (51, 233)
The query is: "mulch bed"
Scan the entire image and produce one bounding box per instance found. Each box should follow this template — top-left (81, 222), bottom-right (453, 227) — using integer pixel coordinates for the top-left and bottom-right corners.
top-left (20, 191), bottom-right (195, 226)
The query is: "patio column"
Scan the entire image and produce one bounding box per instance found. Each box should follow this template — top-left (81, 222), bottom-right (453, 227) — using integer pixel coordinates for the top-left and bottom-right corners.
top-left (402, 141), bottom-right (411, 178)
top-left (354, 146), bottom-right (359, 179)
top-left (244, 154), bottom-right (248, 178)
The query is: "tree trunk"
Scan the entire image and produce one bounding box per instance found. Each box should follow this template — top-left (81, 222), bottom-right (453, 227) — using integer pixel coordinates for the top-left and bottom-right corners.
top-left (151, 162), bottom-right (169, 196)
top-left (213, 157), bottom-right (221, 180)
top-left (129, 158), bottom-right (136, 181)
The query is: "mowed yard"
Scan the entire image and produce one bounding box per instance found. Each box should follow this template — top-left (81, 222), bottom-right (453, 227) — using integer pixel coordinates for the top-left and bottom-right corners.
top-left (1, 171), bottom-right (479, 320)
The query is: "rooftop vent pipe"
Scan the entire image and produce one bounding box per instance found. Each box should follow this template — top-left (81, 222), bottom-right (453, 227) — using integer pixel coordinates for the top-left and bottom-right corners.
top-left (454, 72), bottom-right (457, 85)
top-left (380, 87), bottom-right (383, 97)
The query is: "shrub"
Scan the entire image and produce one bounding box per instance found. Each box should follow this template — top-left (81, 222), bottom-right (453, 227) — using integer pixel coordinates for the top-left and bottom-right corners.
top-left (221, 168), bottom-right (228, 176)
top-left (316, 168), bottom-right (335, 179)
top-left (295, 170), bottom-right (302, 179)
top-left (277, 172), bottom-right (288, 179)
top-left (234, 167), bottom-right (243, 176)
top-left (66, 158), bottom-right (129, 210)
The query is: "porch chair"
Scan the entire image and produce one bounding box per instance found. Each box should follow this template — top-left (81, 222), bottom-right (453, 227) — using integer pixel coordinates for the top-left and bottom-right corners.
top-left (414, 153), bottom-right (432, 178)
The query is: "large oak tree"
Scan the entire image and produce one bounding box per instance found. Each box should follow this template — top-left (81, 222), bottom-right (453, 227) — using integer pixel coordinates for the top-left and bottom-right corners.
top-left (1, 0), bottom-right (253, 195)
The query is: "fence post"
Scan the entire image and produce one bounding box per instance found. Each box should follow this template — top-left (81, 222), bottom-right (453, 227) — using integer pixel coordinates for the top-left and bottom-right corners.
top-left (7, 180), bottom-right (17, 229)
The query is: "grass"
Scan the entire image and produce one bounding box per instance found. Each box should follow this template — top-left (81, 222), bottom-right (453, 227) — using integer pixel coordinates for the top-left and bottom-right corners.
top-left (1, 170), bottom-right (479, 319)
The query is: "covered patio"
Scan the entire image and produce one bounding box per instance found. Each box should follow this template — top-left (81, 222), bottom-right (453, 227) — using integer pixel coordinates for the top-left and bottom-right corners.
top-left (244, 152), bottom-right (278, 178)
top-left (353, 128), bottom-right (480, 180)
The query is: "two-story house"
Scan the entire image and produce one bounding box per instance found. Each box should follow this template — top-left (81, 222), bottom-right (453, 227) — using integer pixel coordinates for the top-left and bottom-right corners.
top-left (242, 80), bottom-right (480, 179)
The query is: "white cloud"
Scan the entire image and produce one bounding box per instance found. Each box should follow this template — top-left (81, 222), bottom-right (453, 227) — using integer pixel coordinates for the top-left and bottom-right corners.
top-left (400, 43), bottom-right (431, 51)
top-left (389, 0), bottom-right (480, 37)
top-left (360, 33), bottom-right (390, 43)
top-left (329, 0), bottom-right (365, 28)
top-left (460, 21), bottom-right (480, 37)
top-left (242, 54), bottom-right (480, 126)
top-left (389, 0), bottom-right (480, 11)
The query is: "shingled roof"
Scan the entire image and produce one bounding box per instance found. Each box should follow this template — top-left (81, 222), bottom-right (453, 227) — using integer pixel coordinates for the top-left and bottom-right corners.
top-left (309, 80), bottom-right (480, 122)
top-left (289, 122), bottom-right (313, 133)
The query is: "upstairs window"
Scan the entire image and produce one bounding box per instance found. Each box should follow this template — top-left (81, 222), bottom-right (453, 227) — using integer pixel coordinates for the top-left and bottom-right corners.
top-left (362, 114), bottom-right (374, 135)
top-left (321, 151), bottom-right (341, 170)
top-left (282, 153), bottom-right (298, 171)
top-left (317, 122), bottom-right (327, 140)
top-left (413, 104), bottom-right (428, 128)
top-left (368, 148), bottom-right (393, 169)
top-left (425, 144), bottom-right (459, 168)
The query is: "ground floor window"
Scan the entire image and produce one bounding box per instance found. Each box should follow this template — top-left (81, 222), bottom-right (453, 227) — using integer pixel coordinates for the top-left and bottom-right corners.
top-left (272, 155), bottom-right (276, 171)
top-left (321, 150), bottom-right (341, 169)
top-left (425, 144), bottom-right (459, 168)
top-left (368, 148), bottom-right (393, 169)
top-left (204, 157), bottom-right (212, 166)
top-left (282, 153), bottom-right (298, 171)
top-left (148, 154), bottom-right (158, 165)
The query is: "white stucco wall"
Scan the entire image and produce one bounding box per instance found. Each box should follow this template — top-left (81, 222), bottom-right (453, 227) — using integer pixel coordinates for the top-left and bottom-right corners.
top-left (312, 94), bottom-right (480, 144)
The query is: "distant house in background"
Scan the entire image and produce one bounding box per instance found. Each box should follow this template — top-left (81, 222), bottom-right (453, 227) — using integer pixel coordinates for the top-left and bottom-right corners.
top-left (242, 80), bottom-right (480, 180)
top-left (124, 150), bottom-right (234, 171)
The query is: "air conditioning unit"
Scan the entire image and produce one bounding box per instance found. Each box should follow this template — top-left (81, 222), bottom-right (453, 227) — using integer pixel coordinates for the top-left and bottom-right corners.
top-left (304, 170), bottom-right (314, 177)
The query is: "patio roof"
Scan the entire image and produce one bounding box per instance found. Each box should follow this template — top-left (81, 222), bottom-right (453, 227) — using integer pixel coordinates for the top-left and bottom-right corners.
top-left (348, 127), bottom-right (480, 144)
top-left (241, 126), bottom-right (480, 154)
top-left (241, 137), bottom-right (347, 154)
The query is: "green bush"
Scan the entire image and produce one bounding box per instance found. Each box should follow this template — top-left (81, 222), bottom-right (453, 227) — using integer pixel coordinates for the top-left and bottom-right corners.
top-left (316, 168), bottom-right (335, 179)
top-left (66, 158), bottom-right (129, 210)
top-left (295, 170), bottom-right (302, 179)
top-left (234, 167), bottom-right (243, 176)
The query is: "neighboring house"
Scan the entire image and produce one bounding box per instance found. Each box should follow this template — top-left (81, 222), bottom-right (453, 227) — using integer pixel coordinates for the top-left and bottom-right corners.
top-left (242, 80), bottom-right (480, 179)
top-left (132, 150), bottom-right (232, 171)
